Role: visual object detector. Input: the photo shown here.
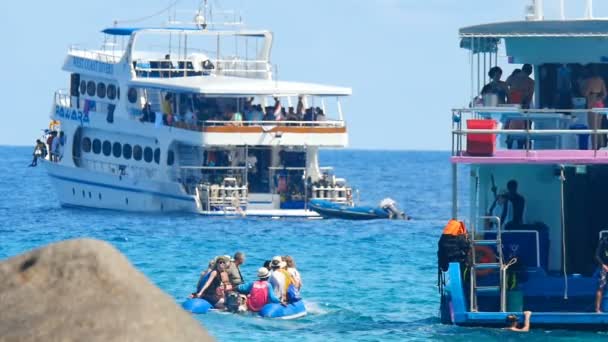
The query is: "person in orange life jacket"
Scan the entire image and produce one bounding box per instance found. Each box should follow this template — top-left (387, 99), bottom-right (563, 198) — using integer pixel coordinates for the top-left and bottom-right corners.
top-left (237, 267), bottom-right (281, 312)
top-left (192, 256), bottom-right (233, 309)
top-left (269, 256), bottom-right (293, 302)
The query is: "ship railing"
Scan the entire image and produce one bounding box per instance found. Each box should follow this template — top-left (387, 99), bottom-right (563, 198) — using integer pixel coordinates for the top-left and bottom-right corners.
top-left (133, 58), bottom-right (271, 78)
top-left (75, 157), bottom-right (158, 178)
top-left (451, 107), bottom-right (608, 155)
top-left (54, 90), bottom-right (71, 108)
top-left (68, 46), bottom-right (122, 64)
top-left (200, 120), bottom-right (345, 128)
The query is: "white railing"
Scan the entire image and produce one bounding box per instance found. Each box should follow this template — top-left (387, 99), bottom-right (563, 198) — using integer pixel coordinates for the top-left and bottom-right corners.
top-left (201, 120), bottom-right (345, 128)
top-left (451, 107), bottom-right (608, 155)
top-left (69, 46), bottom-right (122, 64)
top-left (133, 58), bottom-right (272, 79)
top-left (54, 90), bottom-right (71, 107)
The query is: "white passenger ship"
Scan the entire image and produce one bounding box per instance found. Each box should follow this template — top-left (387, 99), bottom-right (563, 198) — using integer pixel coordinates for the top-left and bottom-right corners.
top-left (43, 10), bottom-right (354, 218)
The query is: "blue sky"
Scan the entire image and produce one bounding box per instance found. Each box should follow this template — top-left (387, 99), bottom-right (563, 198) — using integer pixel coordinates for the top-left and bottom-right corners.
top-left (2, 0), bottom-right (608, 149)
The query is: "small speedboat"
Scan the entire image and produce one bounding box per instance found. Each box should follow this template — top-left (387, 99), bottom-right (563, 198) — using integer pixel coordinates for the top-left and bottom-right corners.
top-left (309, 198), bottom-right (409, 220)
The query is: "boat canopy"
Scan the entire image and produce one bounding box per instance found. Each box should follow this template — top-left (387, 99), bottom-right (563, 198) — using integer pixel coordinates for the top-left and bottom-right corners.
top-left (102, 27), bottom-right (269, 38)
top-left (129, 75), bottom-right (352, 97)
top-left (460, 20), bottom-right (608, 63)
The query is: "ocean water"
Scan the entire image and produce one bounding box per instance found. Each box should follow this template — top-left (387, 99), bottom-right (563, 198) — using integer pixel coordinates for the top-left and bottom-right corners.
top-left (1, 146), bottom-right (606, 341)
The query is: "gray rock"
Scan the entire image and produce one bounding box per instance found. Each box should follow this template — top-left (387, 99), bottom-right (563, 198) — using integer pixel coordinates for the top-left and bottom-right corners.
top-left (0, 239), bottom-right (213, 342)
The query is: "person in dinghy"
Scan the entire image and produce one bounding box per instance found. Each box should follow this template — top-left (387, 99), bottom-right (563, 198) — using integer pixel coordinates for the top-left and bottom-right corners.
top-left (236, 267), bottom-right (283, 312)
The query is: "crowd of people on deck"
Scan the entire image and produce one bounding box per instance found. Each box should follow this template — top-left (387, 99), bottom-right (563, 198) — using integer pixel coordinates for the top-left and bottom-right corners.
top-left (190, 253), bottom-right (303, 313)
top-left (138, 94), bottom-right (327, 131)
top-left (30, 124), bottom-right (65, 167)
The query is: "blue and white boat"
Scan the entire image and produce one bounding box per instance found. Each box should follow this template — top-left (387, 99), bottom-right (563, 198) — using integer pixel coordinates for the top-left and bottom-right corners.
top-left (38, 2), bottom-right (357, 218)
top-left (439, 0), bottom-right (608, 329)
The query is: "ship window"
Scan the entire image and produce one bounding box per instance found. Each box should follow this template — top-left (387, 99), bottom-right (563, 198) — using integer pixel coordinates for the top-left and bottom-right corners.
top-left (82, 137), bottom-right (91, 153)
top-left (123, 144), bottom-right (132, 159)
top-left (79, 80), bottom-right (87, 95)
top-left (86, 81), bottom-right (96, 96)
top-left (117, 87), bottom-right (120, 99)
top-left (97, 82), bottom-right (106, 99)
top-left (144, 147), bottom-right (153, 163)
top-left (102, 140), bottom-right (111, 156)
top-left (133, 145), bottom-right (142, 161)
top-left (154, 148), bottom-right (160, 164)
top-left (167, 150), bottom-right (174, 166)
top-left (107, 84), bottom-right (117, 100)
top-left (127, 88), bottom-right (138, 103)
top-left (112, 142), bottom-right (122, 158)
top-left (92, 139), bottom-right (101, 154)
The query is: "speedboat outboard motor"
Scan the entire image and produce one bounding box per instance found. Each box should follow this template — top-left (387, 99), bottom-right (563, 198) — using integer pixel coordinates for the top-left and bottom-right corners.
top-left (379, 198), bottom-right (409, 220)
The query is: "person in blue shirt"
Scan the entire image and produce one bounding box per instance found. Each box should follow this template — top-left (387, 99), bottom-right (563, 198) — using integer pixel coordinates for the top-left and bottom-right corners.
top-left (237, 267), bottom-right (282, 312)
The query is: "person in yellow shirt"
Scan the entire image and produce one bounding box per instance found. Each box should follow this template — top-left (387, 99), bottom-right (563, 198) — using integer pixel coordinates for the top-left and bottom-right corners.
top-left (162, 93), bottom-right (174, 125)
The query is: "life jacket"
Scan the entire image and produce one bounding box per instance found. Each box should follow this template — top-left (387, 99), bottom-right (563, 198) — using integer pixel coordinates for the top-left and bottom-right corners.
top-left (437, 220), bottom-right (471, 272)
top-left (247, 280), bottom-right (269, 312)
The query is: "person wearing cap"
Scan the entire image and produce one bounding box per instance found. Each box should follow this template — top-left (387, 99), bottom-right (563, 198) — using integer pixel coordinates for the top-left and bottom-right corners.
top-left (227, 252), bottom-right (246, 287)
top-left (269, 256), bottom-right (293, 302)
top-left (237, 267), bottom-right (282, 312)
top-left (192, 256), bottom-right (233, 309)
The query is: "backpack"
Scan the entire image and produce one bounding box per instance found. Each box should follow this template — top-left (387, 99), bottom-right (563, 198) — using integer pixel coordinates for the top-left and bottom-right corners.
top-left (437, 220), bottom-right (471, 272)
top-left (247, 281), bottom-right (269, 312)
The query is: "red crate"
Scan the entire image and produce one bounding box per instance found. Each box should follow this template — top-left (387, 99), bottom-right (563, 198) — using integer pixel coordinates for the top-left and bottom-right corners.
top-left (466, 119), bottom-right (497, 156)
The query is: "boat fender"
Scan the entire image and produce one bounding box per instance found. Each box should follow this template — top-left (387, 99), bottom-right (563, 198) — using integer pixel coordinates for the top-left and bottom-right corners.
top-left (182, 298), bottom-right (213, 314)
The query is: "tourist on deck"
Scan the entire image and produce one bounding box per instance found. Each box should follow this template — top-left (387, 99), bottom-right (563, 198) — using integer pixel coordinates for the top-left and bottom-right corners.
top-left (503, 180), bottom-right (525, 230)
top-left (595, 235), bottom-right (608, 313)
top-left (283, 256), bottom-right (302, 290)
top-left (269, 256), bottom-right (293, 302)
top-left (140, 102), bottom-right (154, 123)
top-left (29, 140), bottom-right (47, 167)
top-left (248, 104), bottom-right (264, 121)
top-left (46, 131), bottom-right (56, 162)
top-left (184, 101), bottom-right (197, 129)
top-left (51, 132), bottom-right (61, 162)
top-left (237, 267), bottom-right (282, 312)
top-left (286, 107), bottom-right (298, 121)
top-left (227, 252), bottom-right (246, 286)
top-left (273, 97), bottom-right (283, 121)
top-left (583, 65), bottom-right (607, 149)
top-left (58, 131), bottom-right (65, 161)
top-left (192, 256), bottom-right (233, 309)
top-left (162, 93), bottom-right (174, 125)
top-left (505, 311), bottom-right (532, 332)
top-left (481, 66), bottom-right (508, 105)
top-left (508, 64), bottom-right (535, 108)
top-left (506, 69), bottom-right (521, 89)
top-left (316, 107), bottom-right (326, 121)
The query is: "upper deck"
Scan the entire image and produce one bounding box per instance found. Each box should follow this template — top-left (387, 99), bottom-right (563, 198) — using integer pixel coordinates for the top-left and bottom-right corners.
top-left (452, 6), bottom-right (608, 165)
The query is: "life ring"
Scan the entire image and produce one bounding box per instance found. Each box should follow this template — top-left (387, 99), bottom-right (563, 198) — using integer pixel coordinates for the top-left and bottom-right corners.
top-left (475, 246), bottom-right (497, 277)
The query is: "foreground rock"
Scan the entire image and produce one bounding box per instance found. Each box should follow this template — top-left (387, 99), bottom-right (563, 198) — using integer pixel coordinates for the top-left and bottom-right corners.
top-left (0, 239), bottom-right (213, 342)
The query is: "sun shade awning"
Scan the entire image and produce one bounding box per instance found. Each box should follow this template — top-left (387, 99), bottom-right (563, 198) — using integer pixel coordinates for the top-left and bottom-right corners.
top-left (459, 20), bottom-right (608, 38)
top-left (129, 75), bottom-right (352, 96)
top-left (101, 27), bottom-right (268, 38)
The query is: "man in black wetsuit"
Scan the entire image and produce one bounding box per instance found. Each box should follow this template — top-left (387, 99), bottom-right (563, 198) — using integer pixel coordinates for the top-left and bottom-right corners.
top-left (503, 180), bottom-right (525, 230)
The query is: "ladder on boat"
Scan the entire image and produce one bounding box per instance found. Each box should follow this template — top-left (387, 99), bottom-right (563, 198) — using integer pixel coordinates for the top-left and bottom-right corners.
top-left (469, 216), bottom-right (507, 312)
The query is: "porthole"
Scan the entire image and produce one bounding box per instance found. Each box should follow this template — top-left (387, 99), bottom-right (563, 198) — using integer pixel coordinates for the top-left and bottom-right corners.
top-left (127, 88), bottom-right (138, 103)
top-left (107, 84), bottom-right (117, 100)
top-left (98, 193), bottom-right (102, 200)
top-left (86, 81), bottom-right (96, 96)
top-left (144, 147), bottom-right (153, 163)
top-left (123, 144), bottom-right (132, 159)
top-left (97, 82), bottom-right (106, 99)
top-left (88, 191), bottom-right (92, 199)
top-left (112, 142), bottom-right (122, 158)
top-left (82, 190), bottom-right (85, 198)
top-left (82, 137), bottom-right (91, 153)
top-left (133, 145), bottom-right (142, 161)
top-left (92, 139), bottom-right (101, 154)
top-left (102, 140), bottom-right (111, 156)
top-left (167, 150), bottom-right (174, 166)
top-left (154, 148), bottom-right (160, 164)
top-left (125, 198), bottom-right (129, 205)
top-left (117, 87), bottom-right (120, 99)
top-left (72, 188), bottom-right (75, 195)
top-left (79, 80), bottom-right (86, 95)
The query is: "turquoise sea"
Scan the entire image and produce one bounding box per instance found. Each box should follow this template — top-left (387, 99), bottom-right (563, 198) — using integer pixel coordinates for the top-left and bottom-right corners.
top-left (1, 147), bottom-right (607, 341)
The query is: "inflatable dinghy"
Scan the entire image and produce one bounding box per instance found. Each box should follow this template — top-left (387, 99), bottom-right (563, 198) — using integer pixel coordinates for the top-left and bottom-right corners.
top-left (309, 198), bottom-right (409, 220)
top-left (258, 301), bottom-right (307, 319)
top-left (182, 298), bottom-right (214, 314)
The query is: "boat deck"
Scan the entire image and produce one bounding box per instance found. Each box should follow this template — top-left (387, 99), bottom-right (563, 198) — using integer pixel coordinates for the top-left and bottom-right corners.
top-left (451, 149), bottom-right (608, 164)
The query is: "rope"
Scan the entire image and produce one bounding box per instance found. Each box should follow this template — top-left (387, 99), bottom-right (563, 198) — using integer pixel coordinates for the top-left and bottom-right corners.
top-left (560, 166), bottom-right (568, 299)
top-left (114, 0), bottom-right (182, 25)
